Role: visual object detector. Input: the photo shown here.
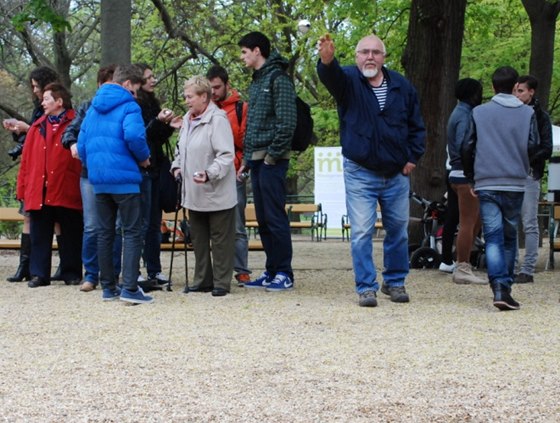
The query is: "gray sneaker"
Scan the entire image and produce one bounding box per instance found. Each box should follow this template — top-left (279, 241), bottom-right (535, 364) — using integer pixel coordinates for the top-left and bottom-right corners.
top-left (358, 290), bottom-right (377, 307)
top-left (380, 284), bottom-right (410, 303)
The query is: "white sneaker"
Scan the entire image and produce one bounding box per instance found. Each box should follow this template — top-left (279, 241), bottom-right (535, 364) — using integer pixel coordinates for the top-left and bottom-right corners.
top-left (137, 274), bottom-right (147, 282)
top-left (439, 262), bottom-right (456, 273)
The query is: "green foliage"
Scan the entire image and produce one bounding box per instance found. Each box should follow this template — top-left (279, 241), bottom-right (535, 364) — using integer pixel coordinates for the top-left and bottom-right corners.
top-left (11, 0), bottom-right (71, 32)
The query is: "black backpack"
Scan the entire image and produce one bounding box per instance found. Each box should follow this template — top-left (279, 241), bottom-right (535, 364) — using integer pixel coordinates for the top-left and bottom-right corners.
top-left (269, 70), bottom-right (315, 152)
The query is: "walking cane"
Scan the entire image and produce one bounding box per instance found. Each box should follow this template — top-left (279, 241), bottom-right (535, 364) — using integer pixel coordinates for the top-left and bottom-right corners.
top-left (167, 174), bottom-right (183, 292)
top-left (181, 207), bottom-right (190, 294)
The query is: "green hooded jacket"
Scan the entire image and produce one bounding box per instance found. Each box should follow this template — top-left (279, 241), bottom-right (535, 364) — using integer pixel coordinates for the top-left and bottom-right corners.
top-left (244, 51), bottom-right (297, 163)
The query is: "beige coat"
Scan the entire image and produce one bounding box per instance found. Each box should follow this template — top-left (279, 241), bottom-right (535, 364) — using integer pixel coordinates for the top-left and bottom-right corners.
top-left (172, 102), bottom-right (236, 212)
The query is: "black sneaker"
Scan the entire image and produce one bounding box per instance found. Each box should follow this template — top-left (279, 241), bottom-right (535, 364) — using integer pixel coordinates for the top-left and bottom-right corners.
top-left (380, 284), bottom-right (410, 303)
top-left (358, 291), bottom-right (377, 307)
top-left (492, 287), bottom-right (520, 311)
top-left (514, 273), bottom-right (534, 284)
top-left (148, 272), bottom-right (170, 286)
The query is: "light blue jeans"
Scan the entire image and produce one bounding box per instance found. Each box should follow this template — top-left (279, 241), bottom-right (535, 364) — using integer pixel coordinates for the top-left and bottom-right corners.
top-left (478, 190), bottom-right (524, 289)
top-left (234, 179), bottom-right (250, 275)
top-left (80, 177), bottom-right (122, 284)
top-left (518, 177), bottom-right (541, 275)
top-left (344, 158), bottom-right (410, 294)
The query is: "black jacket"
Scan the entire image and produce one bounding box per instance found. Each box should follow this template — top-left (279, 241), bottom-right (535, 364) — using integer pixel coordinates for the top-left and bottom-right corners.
top-left (530, 99), bottom-right (553, 180)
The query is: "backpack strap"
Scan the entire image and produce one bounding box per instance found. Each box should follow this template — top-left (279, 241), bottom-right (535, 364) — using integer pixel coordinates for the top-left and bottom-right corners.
top-left (235, 100), bottom-right (244, 127)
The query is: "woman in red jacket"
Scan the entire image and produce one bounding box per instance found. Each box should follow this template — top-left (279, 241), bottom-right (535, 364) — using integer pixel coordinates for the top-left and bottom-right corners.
top-left (17, 83), bottom-right (83, 288)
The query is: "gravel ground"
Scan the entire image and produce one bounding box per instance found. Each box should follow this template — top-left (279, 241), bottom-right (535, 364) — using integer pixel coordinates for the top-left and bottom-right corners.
top-left (0, 239), bottom-right (559, 423)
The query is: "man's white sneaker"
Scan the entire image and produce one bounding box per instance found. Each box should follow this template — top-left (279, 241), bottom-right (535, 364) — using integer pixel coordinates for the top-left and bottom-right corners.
top-left (439, 262), bottom-right (456, 273)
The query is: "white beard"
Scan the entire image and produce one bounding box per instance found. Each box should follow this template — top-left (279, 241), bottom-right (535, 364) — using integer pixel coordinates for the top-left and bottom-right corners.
top-left (362, 68), bottom-right (378, 78)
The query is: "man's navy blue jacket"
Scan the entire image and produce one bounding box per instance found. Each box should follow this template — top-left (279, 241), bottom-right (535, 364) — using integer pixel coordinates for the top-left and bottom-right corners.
top-left (317, 59), bottom-right (425, 176)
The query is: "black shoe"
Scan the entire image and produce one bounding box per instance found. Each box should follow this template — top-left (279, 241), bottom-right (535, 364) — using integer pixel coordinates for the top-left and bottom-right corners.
top-left (137, 279), bottom-right (163, 293)
top-left (189, 285), bottom-right (213, 293)
top-left (28, 276), bottom-right (50, 288)
top-left (64, 278), bottom-right (81, 286)
top-left (51, 265), bottom-right (63, 281)
top-left (514, 273), bottom-right (534, 284)
top-left (211, 288), bottom-right (228, 297)
top-left (7, 263), bottom-right (31, 282)
top-left (492, 283), bottom-right (520, 311)
top-left (380, 284), bottom-right (410, 303)
top-left (7, 233), bottom-right (31, 282)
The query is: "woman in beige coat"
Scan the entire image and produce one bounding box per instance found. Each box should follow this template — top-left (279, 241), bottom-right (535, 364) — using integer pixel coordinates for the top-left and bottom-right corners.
top-left (172, 76), bottom-right (236, 296)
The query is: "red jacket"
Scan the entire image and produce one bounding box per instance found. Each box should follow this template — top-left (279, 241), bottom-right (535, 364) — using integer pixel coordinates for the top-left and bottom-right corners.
top-left (17, 110), bottom-right (82, 211)
top-left (216, 89), bottom-right (247, 171)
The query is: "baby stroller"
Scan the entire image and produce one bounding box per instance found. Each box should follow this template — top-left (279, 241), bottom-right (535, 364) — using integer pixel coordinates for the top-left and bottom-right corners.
top-left (408, 192), bottom-right (486, 269)
top-left (409, 192), bottom-right (447, 269)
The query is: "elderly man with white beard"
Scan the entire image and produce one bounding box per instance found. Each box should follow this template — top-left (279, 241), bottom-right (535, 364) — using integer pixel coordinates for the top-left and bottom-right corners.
top-left (317, 34), bottom-right (426, 307)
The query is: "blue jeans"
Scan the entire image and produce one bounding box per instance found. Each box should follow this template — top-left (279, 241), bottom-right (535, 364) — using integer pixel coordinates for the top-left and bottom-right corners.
top-left (344, 158), bottom-right (410, 294)
top-left (81, 177), bottom-right (122, 284)
top-left (96, 193), bottom-right (143, 291)
top-left (249, 159), bottom-right (292, 278)
top-left (234, 179), bottom-right (250, 275)
top-left (478, 190), bottom-right (524, 288)
top-left (140, 172), bottom-right (163, 276)
top-left (518, 177), bottom-right (540, 275)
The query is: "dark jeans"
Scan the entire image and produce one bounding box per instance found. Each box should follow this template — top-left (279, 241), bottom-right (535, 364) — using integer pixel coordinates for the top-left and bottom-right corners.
top-left (140, 172), bottom-right (163, 276)
top-left (249, 159), bottom-right (293, 278)
top-left (441, 174), bottom-right (459, 265)
top-left (29, 206), bottom-right (83, 281)
top-left (96, 193), bottom-right (143, 291)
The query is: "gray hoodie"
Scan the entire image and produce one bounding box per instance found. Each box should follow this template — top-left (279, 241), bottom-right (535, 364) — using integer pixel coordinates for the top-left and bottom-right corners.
top-left (461, 93), bottom-right (539, 192)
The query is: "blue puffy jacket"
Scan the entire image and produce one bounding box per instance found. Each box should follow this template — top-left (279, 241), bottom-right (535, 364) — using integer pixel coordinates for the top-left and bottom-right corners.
top-left (77, 83), bottom-right (150, 194)
top-left (317, 59), bottom-right (425, 176)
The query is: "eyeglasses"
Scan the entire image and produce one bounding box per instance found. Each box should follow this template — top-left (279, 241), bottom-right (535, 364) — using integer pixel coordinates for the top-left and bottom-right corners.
top-left (356, 49), bottom-right (386, 57)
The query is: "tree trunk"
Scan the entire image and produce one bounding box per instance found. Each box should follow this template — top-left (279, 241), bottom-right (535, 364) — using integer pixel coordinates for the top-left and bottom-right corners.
top-left (402, 0), bottom-right (467, 243)
top-left (521, 0), bottom-right (560, 111)
top-left (100, 0), bottom-right (131, 66)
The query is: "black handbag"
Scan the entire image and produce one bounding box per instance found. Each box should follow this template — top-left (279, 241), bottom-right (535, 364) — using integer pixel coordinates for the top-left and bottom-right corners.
top-left (159, 143), bottom-right (179, 213)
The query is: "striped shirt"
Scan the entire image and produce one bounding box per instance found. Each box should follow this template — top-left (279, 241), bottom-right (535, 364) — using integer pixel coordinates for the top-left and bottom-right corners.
top-left (372, 78), bottom-right (388, 110)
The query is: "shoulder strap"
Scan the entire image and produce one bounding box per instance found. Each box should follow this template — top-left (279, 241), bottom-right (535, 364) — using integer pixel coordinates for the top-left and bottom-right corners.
top-left (268, 69), bottom-right (290, 92)
top-left (235, 100), bottom-right (243, 127)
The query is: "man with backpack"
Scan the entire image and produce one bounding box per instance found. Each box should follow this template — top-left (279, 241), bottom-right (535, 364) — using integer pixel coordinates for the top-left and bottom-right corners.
top-left (206, 65), bottom-right (252, 287)
top-left (317, 33), bottom-right (426, 307)
top-left (237, 31), bottom-right (297, 292)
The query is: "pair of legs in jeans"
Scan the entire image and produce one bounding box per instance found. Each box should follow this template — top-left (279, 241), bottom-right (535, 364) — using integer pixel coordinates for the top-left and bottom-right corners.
top-left (96, 193), bottom-right (143, 292)
top-left (478, 190), bottom-right (524, 290)
top-left (249, 159), bottom-right (293, 280)
top-left (234, 179), bottom-right (251, 277)
top-left (344, 158), bottom-right (409, 294)
top-left (140, 172), bottom-right (164, 278)
top-left (517, 177), bottom-right (541, 276)
top-left (80, 176), bottom-right (122, 285)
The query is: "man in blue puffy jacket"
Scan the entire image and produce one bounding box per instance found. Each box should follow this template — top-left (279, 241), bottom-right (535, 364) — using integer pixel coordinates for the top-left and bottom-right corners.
top-left (77, 64), bottom-right (153, 304)
top-left (317, 34), bottom-right (425, 308)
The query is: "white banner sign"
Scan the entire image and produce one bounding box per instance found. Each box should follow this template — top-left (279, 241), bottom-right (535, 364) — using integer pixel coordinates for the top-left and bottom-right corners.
top-left (314, 147), bottom-right (346, 236)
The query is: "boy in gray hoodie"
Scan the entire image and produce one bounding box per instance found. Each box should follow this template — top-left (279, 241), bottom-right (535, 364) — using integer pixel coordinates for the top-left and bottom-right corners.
top-left (462, 66), bottom-right (539, 311)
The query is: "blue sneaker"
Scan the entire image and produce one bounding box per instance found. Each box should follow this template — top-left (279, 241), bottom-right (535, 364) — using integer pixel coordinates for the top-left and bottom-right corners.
top-left (120, 287), bottom-right (154, 304)
top-left (243, 271), bottom-right (272, 289)
top-left (265, 272), bottom-right (294, 292)
top-left (102, 286), bottom-right (121, 301)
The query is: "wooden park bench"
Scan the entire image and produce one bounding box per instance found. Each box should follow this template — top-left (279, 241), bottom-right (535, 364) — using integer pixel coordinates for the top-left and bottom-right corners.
top-left (341, 205), bottom-right (384, 241)
top-left (161, 210), bottom-right (263, 250)
top-left (286, 203), bottom-right (327, 241)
